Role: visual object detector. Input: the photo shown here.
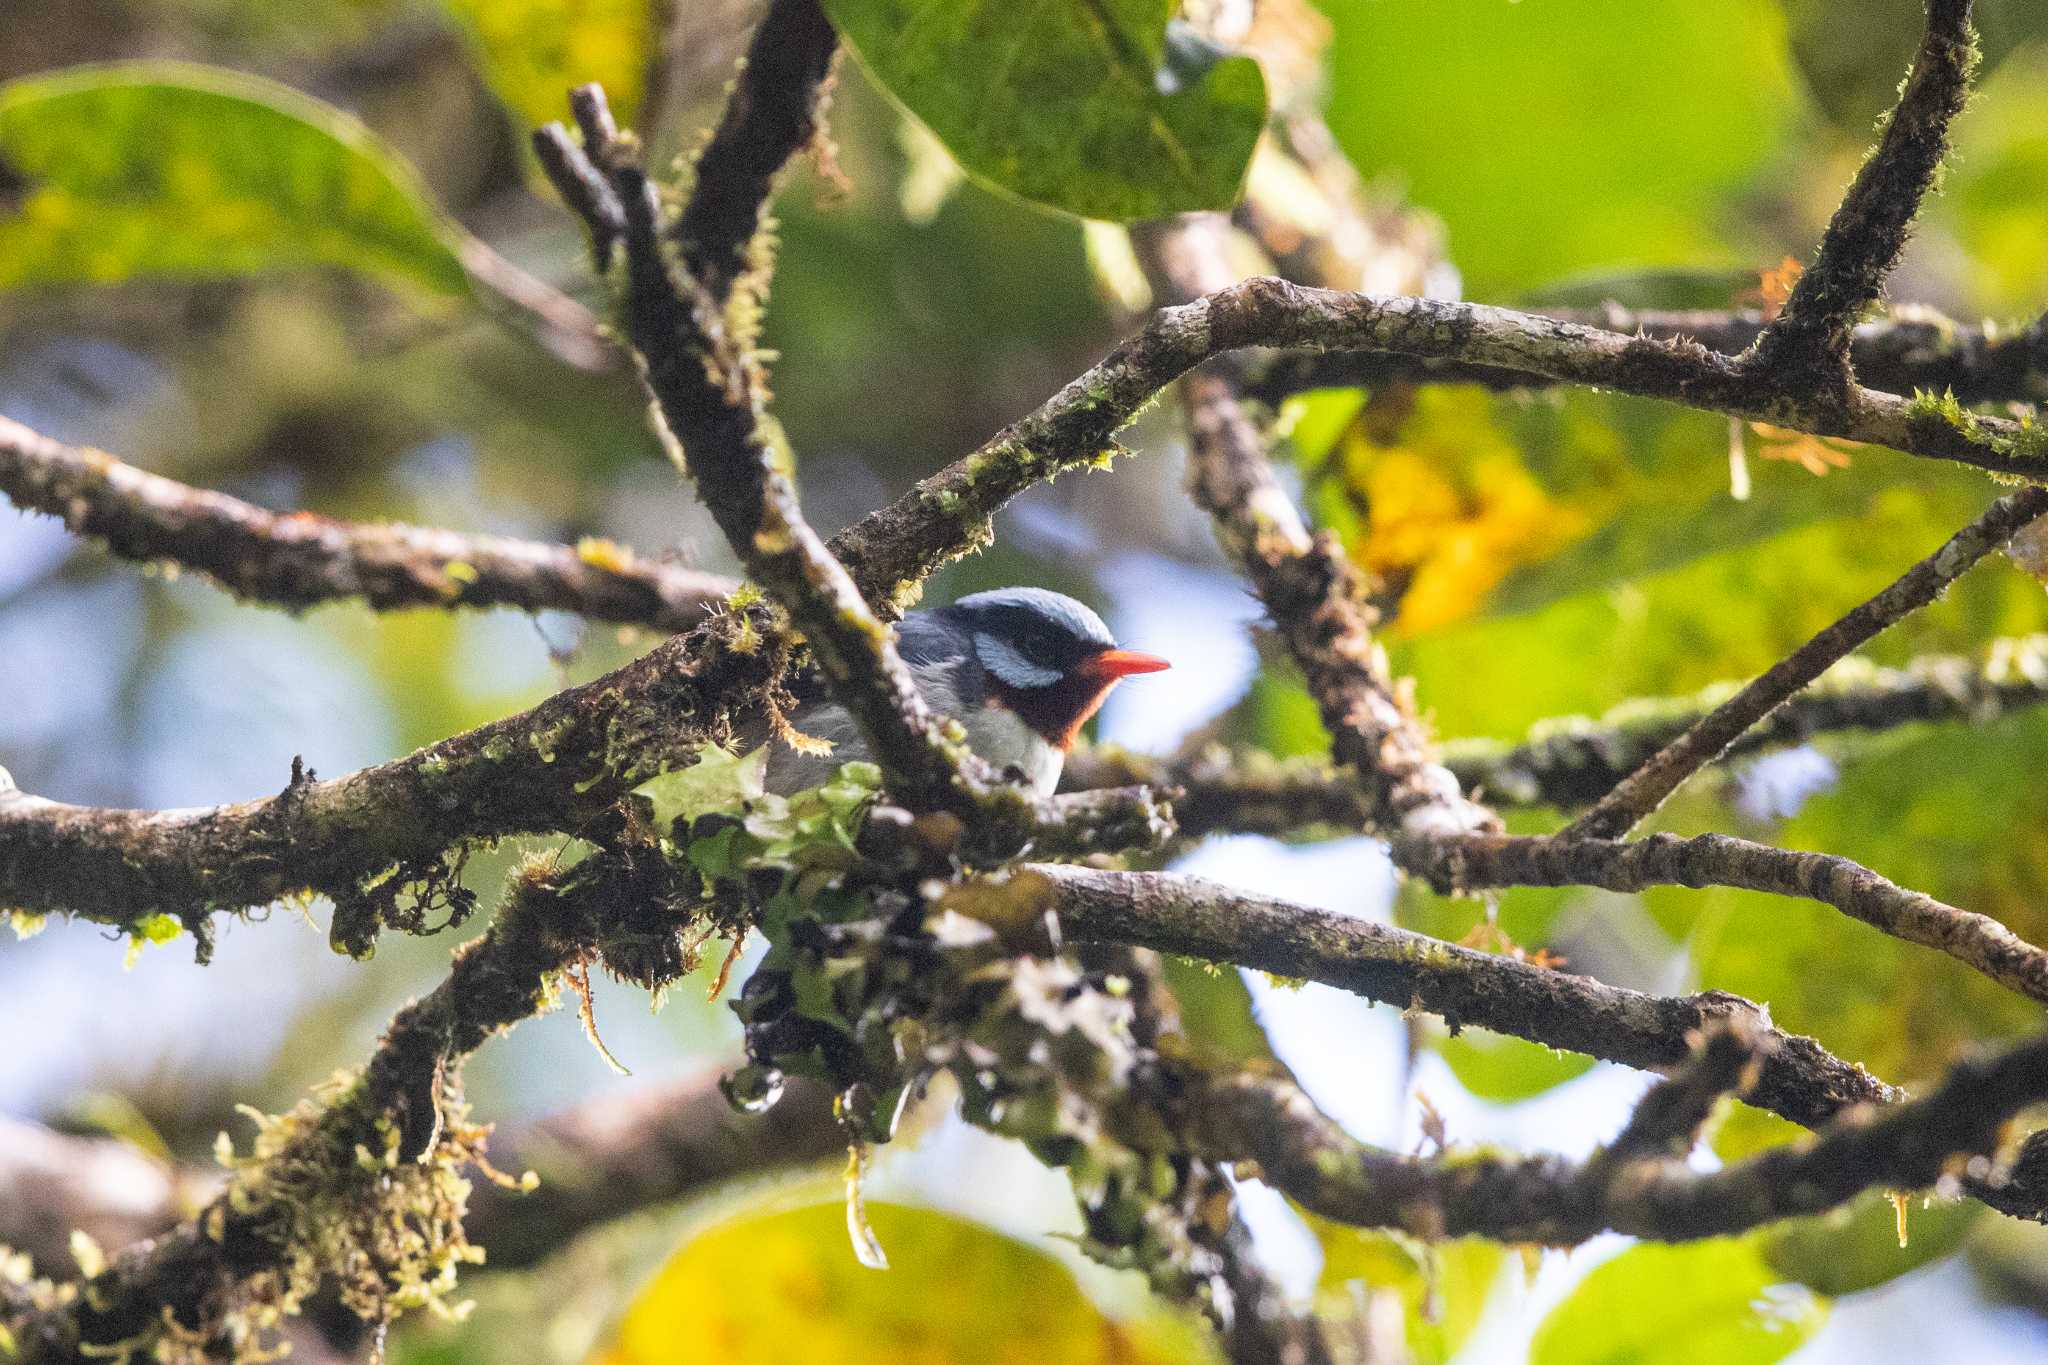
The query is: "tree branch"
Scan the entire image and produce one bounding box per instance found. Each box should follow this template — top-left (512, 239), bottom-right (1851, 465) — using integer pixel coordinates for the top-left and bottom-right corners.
top-left (1239, 306), bottom-right (2048, 408)
top-left (1744, 0), bottom-right (1979, 386)
top-left (13, 270), bottom-right (2046, 940)
top-left (1062, 638), bottom-right (2048, 825)
top-left (1567, 487), bottom-right (2048, 839)
top-left (9, 856), bottom-right (585, 1363)
top-left (538, 35), bottom-right (1003, 818)
top-left (1135, 216), bottom-right (1496, 839)
top-left (0, 1074), bottom-right (843, 1281)
top-left (1183, 1021), bottom-right (2048, 1244)
top-left (0, 415), bottom-right (735, 631)
top-left (1395, 830), bottom-right (2048, 1009)
top-left (1040, 863), bottom-right (1892, 1130)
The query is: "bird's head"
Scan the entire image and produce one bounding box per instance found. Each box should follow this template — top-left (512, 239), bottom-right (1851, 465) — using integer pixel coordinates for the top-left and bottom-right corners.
top-left (942, 587), bottom-right (1170, 751)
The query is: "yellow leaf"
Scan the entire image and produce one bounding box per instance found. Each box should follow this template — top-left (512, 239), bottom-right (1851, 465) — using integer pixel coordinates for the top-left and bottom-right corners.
top-left (595, 1202), bottom-right (1211, 1365)
top-left (1328, 390), bottom-right (1586, 633)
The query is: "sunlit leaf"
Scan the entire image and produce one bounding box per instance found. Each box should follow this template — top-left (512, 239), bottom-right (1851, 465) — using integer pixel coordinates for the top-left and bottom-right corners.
top-left (1432, 1027), bottom-right (1595, 1103)
top-left (820, 0), bottom-right (1266, 221)
top-left (596, 1201), bottom-right (1214, 1365)
top-left (1531, 1238), bottom-right (1828, 1365)
top-left (1321, 1), bottom-right (1797, 295)
top-left (438, 0), bottom-right (659, 129)
top-left (0, 63), bottom-right (467, 295)
top-left (1306, 388), bottom-right (1587, 633)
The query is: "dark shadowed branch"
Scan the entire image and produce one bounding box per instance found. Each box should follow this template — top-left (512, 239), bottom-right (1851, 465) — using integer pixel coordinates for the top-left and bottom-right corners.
top-left (1744, 0), bottom-right (1978, 388)
top-left (0, 415), bottom-right (735, 631)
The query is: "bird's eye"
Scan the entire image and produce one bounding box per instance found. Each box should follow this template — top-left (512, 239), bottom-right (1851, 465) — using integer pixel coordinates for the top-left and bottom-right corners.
top-left (1021, 627), bottom-right (1060, 662)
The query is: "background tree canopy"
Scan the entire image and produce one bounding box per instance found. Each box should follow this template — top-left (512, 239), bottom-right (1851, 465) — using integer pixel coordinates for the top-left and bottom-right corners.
top-left (2, 1), bottom-right (2046, 1363)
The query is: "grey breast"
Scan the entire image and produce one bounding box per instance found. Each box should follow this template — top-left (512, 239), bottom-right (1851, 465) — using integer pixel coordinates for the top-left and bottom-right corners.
top-left (761, 657), bottom-right (1063, 797)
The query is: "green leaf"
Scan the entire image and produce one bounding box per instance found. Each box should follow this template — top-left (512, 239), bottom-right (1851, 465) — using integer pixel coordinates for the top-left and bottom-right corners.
top-left (596, 1201), bottom-right (1216, 1365)
top-left (0, 63), bottom-right (466, 297)
top-left (1531, 1238), bottom-right (1828, 1365)
top-left (1397, 481), bottom-right (2046, 743)
top-left (1161, 957), bottom-right (1279, 1069)
top-left (1321, 1), bottom-right (1796, 297)
top-left (1433, 1028), bottom-right (1595, 1103)
top-left (438, 0), bottom-right (660, 129)
top-left (821, 0), bottom-right (1266, 221)
top-left (1764, 1192), bottom-right (1981, 1298)
top-left (635, 745), bottom-right (769, 836)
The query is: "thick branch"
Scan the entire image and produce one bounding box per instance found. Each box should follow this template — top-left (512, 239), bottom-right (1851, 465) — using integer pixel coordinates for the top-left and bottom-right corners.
top-left (12, 862), bottom-right (582, 1363)
top-left (0, 1075), bottom-right (844, 1281)
top-left (1396, 830), bottom-right (2048, 1009)
top-left (1240, 307), bottom-right (2048, 408)
top-left (1746, 0), bottom-right (1978, 383)
top-left (1185, 1023), bottom-right (2048, 1244)
top-left (0, 415), bottom-right (734, 630)
top-left (1042, 864), bottom-right (1891, 1130)
top-left (1568, 487), bottom-right (2048, 839)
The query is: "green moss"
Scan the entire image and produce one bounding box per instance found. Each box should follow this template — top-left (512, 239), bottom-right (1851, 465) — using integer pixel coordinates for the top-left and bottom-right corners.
top-left (1906, 387), bottom-right (2048, 465)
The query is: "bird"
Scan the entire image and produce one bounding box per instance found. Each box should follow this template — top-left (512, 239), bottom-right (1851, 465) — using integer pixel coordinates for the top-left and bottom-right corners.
top-left (758, 587), bottom-right (1169, 796)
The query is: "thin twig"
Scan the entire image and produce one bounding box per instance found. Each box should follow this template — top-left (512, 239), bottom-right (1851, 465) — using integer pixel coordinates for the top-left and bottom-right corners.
top-left (1745, 0), bottom-right (1979, 386)
top-left (0, 415), bottom-right (735, 630)
top-left (1567, 487), bottom-right (2048, 840)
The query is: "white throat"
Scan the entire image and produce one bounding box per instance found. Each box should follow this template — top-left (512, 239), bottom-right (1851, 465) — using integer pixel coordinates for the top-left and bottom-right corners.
top-left (961, 704), bottom-right (1064, 797)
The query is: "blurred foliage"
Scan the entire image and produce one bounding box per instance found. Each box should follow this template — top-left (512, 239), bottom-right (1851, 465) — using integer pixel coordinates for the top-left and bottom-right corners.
top-left (439, 0), bottom-right (658, 129)
top-left (1309, 1219), bottom-right (1501, 1364)
top-left (0, 63), bottom-right (466, 293)
top-left (592, 1200), bottom-right (1216, 1365)
top-left (1319, 0), bottom-right (1797, 298)
top-left (1764, 1191), bottom-right (1982, 1298)
top-left (0, 0), bottom-right (2045, 1359)
top-left (1531, 1237), bottom-right (1828, 1365)
top-left (822, 0), bottom-right (1266, 220)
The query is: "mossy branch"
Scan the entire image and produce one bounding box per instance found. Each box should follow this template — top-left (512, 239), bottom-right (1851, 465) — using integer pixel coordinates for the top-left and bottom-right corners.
top-left (0, 415), bottom-right (735, 631)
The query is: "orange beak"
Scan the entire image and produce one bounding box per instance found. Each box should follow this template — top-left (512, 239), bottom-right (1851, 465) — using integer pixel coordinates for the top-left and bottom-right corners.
top-left (1084, 648), bottom-right (1172, 679)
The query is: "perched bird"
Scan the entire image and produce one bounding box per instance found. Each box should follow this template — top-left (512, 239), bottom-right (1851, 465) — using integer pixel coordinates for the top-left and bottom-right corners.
top-left (759, 587), bottom-right (1169, 796)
